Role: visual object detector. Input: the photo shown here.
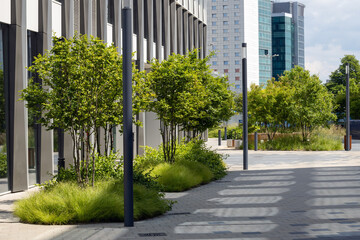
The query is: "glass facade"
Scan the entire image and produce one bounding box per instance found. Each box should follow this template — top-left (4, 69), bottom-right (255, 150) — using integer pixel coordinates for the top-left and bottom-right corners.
top-left (27, 30), bottom-right (40, 186)
top-left (272, 15), bottom-right (293, 79)
top-left (258, 0), bottom-right (272, 86)
top-left (0, 24), bottom-right (9, 193)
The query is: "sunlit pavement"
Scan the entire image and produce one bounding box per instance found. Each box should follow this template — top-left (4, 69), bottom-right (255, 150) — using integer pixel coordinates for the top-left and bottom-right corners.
top-left (1, 139), bottom-right (360, 240)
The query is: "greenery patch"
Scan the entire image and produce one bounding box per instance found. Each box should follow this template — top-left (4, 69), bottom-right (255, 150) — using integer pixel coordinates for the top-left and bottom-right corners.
top-left (14, 180), bottom-right (172, 225)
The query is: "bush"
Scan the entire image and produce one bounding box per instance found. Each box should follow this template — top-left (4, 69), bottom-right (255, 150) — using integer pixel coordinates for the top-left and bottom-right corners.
top-left (258, 126), bottom-right (343, 151)
top-left (176, 140), bottom-right (227, 179)
top-left (0, 152), bottom-right (7, 178)
top-left (150, 161), bottom-right (213, 192)
top-left (134, 146), bottom-right (164, 173)
top-left (14, 180), bottom-right (172, 224)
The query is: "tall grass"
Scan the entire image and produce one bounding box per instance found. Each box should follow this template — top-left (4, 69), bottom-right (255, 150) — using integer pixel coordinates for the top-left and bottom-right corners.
top-left (258, 126), bottom-right (344, 151)
top-left (150, 161), bottom-right (213, 192)
top-left (14, 180), bottom-right (171, 225)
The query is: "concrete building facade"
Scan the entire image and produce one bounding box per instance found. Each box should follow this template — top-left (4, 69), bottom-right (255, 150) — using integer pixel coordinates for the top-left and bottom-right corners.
top-left (207, 0), bottom-right (259, 95)
top-left (0, 0), bottom-right (207, 194)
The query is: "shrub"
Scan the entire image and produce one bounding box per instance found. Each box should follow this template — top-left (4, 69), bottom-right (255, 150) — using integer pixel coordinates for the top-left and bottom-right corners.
top-left (0, 152), bottom-right (7, 178)
top-left (134, 146), bottom-right (164, 173)
top-left (258, 126), bottom-right (343, 151)
top-left (176, 140), bottom-right (227, 179)
top-left (14, 180), bottom-right (172, 224)
top-left (150, 161), bottom-right (213, 192)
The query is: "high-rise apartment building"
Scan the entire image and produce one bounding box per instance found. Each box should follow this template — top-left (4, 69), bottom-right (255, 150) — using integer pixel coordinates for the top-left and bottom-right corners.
top-left (208, 0), bottom-right (259, 94)
top-left (259, 0), bottom-right (272, 85)
top-left (272, 1), bottom-right (305, 79)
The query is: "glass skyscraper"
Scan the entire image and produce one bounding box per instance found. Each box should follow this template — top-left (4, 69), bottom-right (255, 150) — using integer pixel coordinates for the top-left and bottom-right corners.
top-left (272, 1), bottom-right (305, 79)
top-left (258, 0), bottom-right (272, 86)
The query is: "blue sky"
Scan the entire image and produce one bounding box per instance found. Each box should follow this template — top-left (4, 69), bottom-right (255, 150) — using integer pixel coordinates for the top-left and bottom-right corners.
top-left (300, 0), bottom-right (360, 81)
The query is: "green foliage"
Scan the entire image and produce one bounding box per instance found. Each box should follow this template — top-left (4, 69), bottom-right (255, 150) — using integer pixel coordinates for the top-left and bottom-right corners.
top-left (147, 50), bottom-right (234, 163)
top-left (150, 161), bottom-right (213, 192)
top-left (326, 55), bottom-right (360, 120)
top-left (14, 180), bottom-right (171, 224)
top-left (21, 34), bottom-right (150, 185)
top-left (258, 126), bottom-right (343, 151)
top-left (175, 140), bottom-right (227, 180)
top-left (0, 152), bottom-right (7, 178)
top-left (134, 146), bottom-right (165, 173)
top-left (235, 67), bottom-right (336, 142)
top-left (208, 125), bottom-right (242, 140)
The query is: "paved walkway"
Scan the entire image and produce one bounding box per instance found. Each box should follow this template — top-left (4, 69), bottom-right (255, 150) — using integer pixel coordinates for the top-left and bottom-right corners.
top-left (1, 139), bottom-right (360, 240)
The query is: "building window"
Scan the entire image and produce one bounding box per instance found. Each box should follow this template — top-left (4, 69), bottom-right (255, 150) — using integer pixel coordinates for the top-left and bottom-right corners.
top-left (212, 30), bottom-right (217, 34)
top-left (235, 84), bottom-right (240, 89)
top-left (224, 69), bottom-right (229, 73)
top-left (212, 14), bottom-right (216, 18)
top-left (223, 13), bottom-right (228, 17)
top-left (212, 37), bottom-right (217, 42)
top-left (234, 36), bottom-right (240, 41)
top-left (234, 28), bottom-right (240, 33)
top-left (223, 5), bottom-right (228, 10)
top-left (212, 61), bottom-right (217, 65)
top-left (223, 29), bottom-right (229, 33)
top-left (223, 45), bottom-right (228, 49)
top-left (235, 52), bottom-right (240, 57)
top-left (234, 20), bottom-right (240, 25)
top-left (223, 37), bottom-right (228, 41)
top-left (235, 76), bottom-right (240, 81)
top-left (224, 61), bottom-right (229, 65)
top-left (235, 68), bottom-right (240, 73)
top-left (212, 6), bottom-right (216, 10)
top-left (223, 21), bottom-right (229, 25)
top-left (223, 53), bottom-right (229, 57)
top-left (234, 12), bottom-right (240, 17)
top-left (234, 4), bottom-right (239, 9)
top-left (235, 60), bottom-right (240, 65)
top-left (235, 44), bottom-right (240, 49)
top-left (212, 22), bottom-right (216, 26)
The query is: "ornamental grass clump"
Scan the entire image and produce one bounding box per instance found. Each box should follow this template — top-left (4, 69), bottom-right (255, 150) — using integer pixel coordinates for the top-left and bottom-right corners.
top-left (14, 180), bottom-right (171, 225)
top-left (150, 161), bottom-right (213, 192)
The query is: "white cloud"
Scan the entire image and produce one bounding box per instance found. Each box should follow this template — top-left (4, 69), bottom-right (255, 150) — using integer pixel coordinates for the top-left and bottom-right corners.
top-left (305, 44), bottom-right (360, 81)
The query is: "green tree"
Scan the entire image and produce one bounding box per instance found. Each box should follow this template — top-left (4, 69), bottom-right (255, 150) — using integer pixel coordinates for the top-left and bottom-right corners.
top-left (326, 55), bottom-right (360, 120)
top-left (280, 66), bottom-right (336, 141)
top-left (147, 50), bottom-right (232, 163)
top-left (21, 34), bottom-right (148, 186)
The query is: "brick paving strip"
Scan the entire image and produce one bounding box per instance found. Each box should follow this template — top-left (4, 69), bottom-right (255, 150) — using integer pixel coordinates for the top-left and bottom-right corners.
top-left (1, 138), bottom-right (360, 240)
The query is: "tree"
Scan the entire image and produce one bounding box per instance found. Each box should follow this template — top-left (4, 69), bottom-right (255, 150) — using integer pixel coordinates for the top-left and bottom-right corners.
top-left (21, 34), bottom-right (148, 186)
top-left (147, 50), bottom-right (233, 163)
top-left (326, 55), bottom-right (360, 120)
top-left (280, 66), bottom-right (336, 141)
top-left (235, 80), bottom-right (292, 141)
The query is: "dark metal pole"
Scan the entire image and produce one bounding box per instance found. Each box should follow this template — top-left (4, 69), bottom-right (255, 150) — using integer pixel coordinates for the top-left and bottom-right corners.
top-left (224, 126), bottom-right (227, 140)
top-left (346, 63), bottom-right (350, 151)
top-left (254, 132), bottom-right (258, 151)
top-left (122, 6), bottom-right (134, 227)
top-left (218, 130), bottom-right (221, 146)
top-left (242, 43), bottom-right (248, 170)
top-left (57, 128), bottom-right (65, 170)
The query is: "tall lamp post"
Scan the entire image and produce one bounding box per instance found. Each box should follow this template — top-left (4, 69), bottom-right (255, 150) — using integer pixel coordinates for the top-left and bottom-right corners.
top-left (346, 63), bottom-right (350, 151)
top-left (242, 43), bottom-right (248, 170)
top-left (122, 0), bottom-right (134, 227)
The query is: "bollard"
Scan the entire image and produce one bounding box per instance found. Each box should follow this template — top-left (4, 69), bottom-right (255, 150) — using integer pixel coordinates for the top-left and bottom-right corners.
top-left (224, 127), bottom-right (227, 140)
top-left (218, 130), bottom-right (221, 146)
top-left (254, 132), bottom-right (258, 151)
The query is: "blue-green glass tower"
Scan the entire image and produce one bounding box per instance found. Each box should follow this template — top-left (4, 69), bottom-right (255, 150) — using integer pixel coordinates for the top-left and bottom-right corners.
top-left (272, 13), bottom-right (293, 79)
top-left (258, 0), bottom-right (272, 86)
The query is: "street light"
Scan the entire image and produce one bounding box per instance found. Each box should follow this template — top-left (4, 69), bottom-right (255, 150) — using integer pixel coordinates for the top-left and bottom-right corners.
top-left (346, 63), bottom-right (351, 151)
top-left (122, 0), bottom-right (134, 227)
top-left (242, 43), bottom-right (248, 170)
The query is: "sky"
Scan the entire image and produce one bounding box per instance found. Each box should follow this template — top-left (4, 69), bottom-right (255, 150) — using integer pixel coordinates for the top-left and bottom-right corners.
top-left (299, 0), bottom-right (360, 81)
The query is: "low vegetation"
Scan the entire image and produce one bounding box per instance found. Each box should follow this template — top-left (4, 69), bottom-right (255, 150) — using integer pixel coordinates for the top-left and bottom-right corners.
top-left (14, 180), bottom-right (171, 225)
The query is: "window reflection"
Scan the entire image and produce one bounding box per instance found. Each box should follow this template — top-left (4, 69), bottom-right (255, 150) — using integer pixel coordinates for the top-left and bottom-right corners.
top-left (0, 24), bottom-right (9, 193)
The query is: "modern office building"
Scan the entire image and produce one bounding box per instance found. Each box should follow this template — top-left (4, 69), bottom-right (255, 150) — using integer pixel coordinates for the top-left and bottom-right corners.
top-left (272, 1), bottom-right (305, 79)
top-left (0, 0), bottom-right (207, 194)
top-left (207, 0), bottom-right (259, 95)
top-left (258, 0), bottom-right (272, 85)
